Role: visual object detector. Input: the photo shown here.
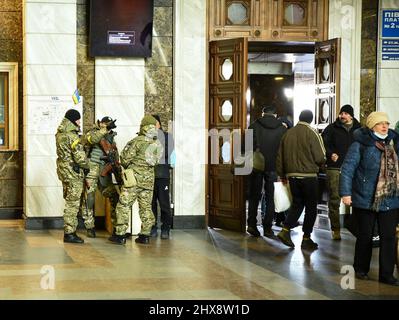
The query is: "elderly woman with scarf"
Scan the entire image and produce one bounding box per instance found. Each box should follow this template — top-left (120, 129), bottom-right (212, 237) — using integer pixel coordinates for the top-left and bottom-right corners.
top-left (340, 111), bottom-right (399, 286)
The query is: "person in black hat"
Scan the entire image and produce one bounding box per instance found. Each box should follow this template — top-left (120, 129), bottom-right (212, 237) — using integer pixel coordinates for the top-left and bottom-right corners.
top-left (246, 105), bottom-right (287, 238)
top-left (150, 114), bottom-right (174, 239)
top-left (321, 104), bottom-right (361, 240)
top-left (276, 109), bottom-right (326, 249)
top-left (81, 116), bottom-right (120, 238)
top-left (56, 109), bottom-right (89, 244)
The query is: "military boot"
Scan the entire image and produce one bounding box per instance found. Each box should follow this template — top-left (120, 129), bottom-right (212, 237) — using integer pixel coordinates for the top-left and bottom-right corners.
top-left (64, 232), bottom-right (84, 244)
top-left (108, 234), bottom-right (126, 245)
top-left (135, 234), bottom-right (150, 244)
top-left (86, 228), bottom-right (96, 238)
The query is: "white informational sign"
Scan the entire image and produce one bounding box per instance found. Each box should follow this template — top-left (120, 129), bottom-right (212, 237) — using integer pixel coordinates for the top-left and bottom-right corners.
top-left (28, 96), bottom-right (84, 135)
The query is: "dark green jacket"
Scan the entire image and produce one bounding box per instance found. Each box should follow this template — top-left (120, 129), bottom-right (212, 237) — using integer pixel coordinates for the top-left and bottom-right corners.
top-left (276, 121), bottom-right (326, 178)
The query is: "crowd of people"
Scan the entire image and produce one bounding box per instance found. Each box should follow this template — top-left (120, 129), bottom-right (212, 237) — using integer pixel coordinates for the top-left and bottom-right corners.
top-left (55, 104), bottom-right (399, 287)
top-left (248, 105), bottom-right (399, 287)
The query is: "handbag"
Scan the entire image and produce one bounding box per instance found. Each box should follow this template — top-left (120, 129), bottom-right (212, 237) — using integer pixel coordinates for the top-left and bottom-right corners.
top-left (122, 167), bottom-right (137, 188)
top-left (273, 181), bottom-right (292, 213)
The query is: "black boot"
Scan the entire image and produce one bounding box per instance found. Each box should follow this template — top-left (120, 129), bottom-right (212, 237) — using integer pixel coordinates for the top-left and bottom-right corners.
top-left (108, 234), bottom-right (126, 245)
top-left (64, 232), bottom-right (84, 244)
top-left (150, 225), bottom-right (158, 237)
top-left (135, 234), bottom-right (150, 244)
top-left (86, 228), bottom-right (96, 238)
top-left (161, 229), bottom-right (170, 240)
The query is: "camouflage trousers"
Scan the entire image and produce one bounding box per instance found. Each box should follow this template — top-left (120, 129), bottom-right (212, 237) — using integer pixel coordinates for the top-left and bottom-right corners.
top-left (114, 186), bottom-right (155, 236)
top-left (81, 162), bottom-right (119, 229)
top-left (62, 178), bottom-right (84, 234)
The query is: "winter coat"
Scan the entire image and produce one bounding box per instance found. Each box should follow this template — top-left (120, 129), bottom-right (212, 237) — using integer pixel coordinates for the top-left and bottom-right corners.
top-left (321, 118), bottom-right (361, 169)
top-left (276, 121), bottom-right (326, 177)
top-left (55, 118), bottom-right (89, 182)
top-left (339, 127), bottom-right (399, 211)
top-left (249, 114), bottom-right (287, 172)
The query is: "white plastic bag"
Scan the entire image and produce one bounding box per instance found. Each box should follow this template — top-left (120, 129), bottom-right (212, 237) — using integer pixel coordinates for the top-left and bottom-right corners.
top-left (274, 181), bottom-right (292, 213)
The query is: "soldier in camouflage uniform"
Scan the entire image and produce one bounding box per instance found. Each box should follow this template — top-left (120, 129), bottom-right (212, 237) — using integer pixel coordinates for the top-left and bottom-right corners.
top-left (81, 116), bottom-right (119, 238)
top-left (56, 109), bottom-right (89, 244)
top-left (109, 115), bottom-right (162, 245)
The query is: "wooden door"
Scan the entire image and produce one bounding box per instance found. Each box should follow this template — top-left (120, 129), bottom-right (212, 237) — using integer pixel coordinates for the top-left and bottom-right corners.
top-left (208, 38), bottom-right (248, 232)
top-left (314, 38), bottom-right (341, 132)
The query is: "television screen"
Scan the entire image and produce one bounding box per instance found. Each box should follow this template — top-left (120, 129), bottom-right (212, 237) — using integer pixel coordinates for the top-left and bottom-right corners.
top-left (89, 0), bottom-right (154, 57)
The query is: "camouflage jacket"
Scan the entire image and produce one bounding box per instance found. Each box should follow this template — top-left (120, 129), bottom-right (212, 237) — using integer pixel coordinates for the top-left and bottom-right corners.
top-left (120, 123), bottom-right (163, 190)
top-left (82, 123), bottom-right (109, 164)
top-left (55, 118), bottom-right (89, 182)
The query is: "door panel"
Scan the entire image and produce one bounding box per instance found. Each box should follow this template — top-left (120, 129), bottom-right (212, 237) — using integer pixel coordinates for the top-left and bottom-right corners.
top-left (314, 38), bottom-right (341, 132)
top-left (208, 38), bottom-right (248, 232)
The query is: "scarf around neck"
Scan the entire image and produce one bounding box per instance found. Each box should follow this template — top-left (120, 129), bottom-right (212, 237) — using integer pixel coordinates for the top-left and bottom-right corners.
top-left (372, 140), bottom-right (399, 211)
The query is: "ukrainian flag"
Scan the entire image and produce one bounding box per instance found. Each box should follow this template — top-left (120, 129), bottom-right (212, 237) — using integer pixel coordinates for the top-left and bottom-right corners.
top-left (72, 89), bottom-right (81, 105)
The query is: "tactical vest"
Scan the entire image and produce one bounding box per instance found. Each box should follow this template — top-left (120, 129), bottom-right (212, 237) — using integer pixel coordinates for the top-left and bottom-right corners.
top-left (90, 145), bottom-right (104, 164)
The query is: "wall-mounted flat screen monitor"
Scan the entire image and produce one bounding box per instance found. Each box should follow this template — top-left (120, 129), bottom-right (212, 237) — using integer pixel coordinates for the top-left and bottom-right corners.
top-left (89, 0), bottom-right (154, 57)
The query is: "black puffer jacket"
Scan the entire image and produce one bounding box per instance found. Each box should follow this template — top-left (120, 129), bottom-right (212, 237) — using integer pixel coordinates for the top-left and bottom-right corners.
top-left (321, 118), bottom-right (361, 169)
top-left (249, 114), bottom-right (287, 172)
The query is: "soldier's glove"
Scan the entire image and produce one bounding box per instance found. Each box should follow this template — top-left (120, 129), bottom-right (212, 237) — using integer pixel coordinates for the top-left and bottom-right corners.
top-left (83, 168), bottom-right (90, 176)
top-left (106, 119), bottom-right (117, 130)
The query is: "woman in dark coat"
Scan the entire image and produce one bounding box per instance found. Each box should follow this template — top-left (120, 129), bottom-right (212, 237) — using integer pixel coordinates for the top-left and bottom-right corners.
top-left (340, 111), bottom-right (399, 286)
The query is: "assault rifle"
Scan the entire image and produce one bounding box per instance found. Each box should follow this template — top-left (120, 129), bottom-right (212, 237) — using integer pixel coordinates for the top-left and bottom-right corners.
top-left (99, 136), bottom-right (123, 186)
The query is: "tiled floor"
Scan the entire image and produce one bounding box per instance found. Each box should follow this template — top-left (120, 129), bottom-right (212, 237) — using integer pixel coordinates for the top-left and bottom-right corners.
top-left (0, 220), bottom-right (398, 300)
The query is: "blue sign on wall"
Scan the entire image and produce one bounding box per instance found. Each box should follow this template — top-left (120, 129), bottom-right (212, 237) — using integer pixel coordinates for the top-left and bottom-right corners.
top-left (382, 10), bottom-right (399, 38)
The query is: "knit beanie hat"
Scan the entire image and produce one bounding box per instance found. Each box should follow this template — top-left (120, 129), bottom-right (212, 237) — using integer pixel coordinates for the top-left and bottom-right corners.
top-left (65, 109), bottom-right (81, 125)
top-left (299, 110), bottom-right (313, 123)
top-left (339, 104), bottom-right (354, 118)
top-left (366, 111), bottom-right (389, 129)
top-left (141, 114), bottom-right (157, 127)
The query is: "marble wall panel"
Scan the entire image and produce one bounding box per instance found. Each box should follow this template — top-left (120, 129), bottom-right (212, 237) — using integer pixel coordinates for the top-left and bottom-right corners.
top-left (0, 11), bottom-right (22, 40)
top-left (174, 0), bottom-right (207, 217)
top-left (95, 96), bottom-right (145, 127)
top-left (95, 66), bottom-right (145, 96)
top-left (77, 36), bottom-right (94, 66)
top-left (144, 95), bottom-right (172, 123)
top-left (0, 40), bottom-right (22, 62)
top-left (146, 37), bottom-right (173, 68)
top-left (76, 3), bottom-right (88, 36)
top-left (25, 135), bottom-right (56, 156)
top-left (25, 186), bottom-right (64, 218)
top-left (25, 2), bottom-right (76, 34)
top-left (25, 34), bottom-right (76, 65)
top-left (82, 95), bottom-right (95, 131)
top-left (379, 69), bottom-right (399, 98)
top-left (380, 98), bottom-right (399, 126)
top-left (77, 65), bottom-right (94, 96)
top-left (154, 0), bottom-right (172, 6)
top-left (0, 0), bottom-right (22, 11)
top-left (0, 179), bottom-right (22, 207)
top-left (359, 69), bottom-right (376, 125)
top-left (153, 7), bottom-right (173, 37)
top-left (25, 65), bottom-right (76, 95)
top-left (0, 152), bottom-right (21, 179)
top-left (26, 156), bottom-right (60, 187)
top-left (145, 67), bottom-right (172, 97)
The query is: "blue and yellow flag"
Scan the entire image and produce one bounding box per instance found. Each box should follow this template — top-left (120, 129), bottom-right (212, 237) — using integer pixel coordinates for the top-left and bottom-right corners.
top-left (72, 89), bottom-right (81, 105)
